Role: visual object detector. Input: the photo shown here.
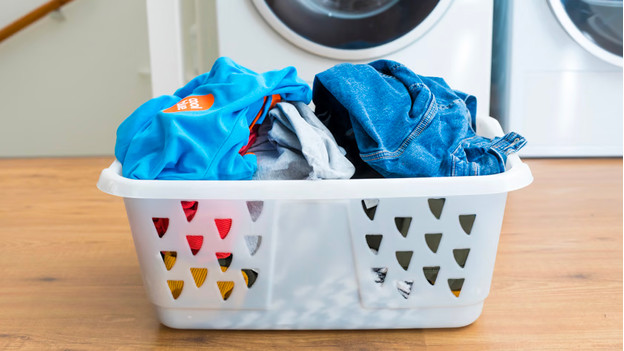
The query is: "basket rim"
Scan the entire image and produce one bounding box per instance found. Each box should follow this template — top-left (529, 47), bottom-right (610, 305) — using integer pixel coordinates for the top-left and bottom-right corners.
top-left (97, 116), bottom-right (533, 200)
top-left (97, 155), bottom-right (532, 200)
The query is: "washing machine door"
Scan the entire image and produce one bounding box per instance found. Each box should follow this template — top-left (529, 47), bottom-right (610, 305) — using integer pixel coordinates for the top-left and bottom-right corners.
top-left (549, 0), bottom-right (623, 66)
top-left (252, 0), bottom-right (452, 60)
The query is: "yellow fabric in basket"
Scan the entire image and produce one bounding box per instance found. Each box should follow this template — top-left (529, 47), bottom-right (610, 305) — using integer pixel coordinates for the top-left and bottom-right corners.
top-left (190, 268), bottom-right (207, 288)
top-left (161, 251), bottom-right (177, 271)
top-left (167, 280), bottom-right (184, 299)
top-left (242, 270), bottom-right (249, 287)
top-left (217, 281), bottom-right (234, 300)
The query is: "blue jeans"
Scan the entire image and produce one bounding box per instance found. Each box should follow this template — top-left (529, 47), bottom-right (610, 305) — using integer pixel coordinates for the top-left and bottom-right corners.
top-left (313, 60), bottom-right (526, 177)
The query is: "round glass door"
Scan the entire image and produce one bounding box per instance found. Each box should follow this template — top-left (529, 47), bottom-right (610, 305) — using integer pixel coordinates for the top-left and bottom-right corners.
top-left (550, 0), bottom-right (623, 66)
top-left (252, 0), bottom-right (451, 60)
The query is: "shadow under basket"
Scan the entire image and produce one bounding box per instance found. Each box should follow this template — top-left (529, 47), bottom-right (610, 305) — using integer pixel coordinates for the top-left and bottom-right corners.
top-left (97, 116), bottom-right (532, 329)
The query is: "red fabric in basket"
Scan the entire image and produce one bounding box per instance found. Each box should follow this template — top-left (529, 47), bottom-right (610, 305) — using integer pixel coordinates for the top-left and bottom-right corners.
top-left (181, 201), bottom-right (198, 222)
top-left (215, 252), bottom-right (231, 259)
top-left (186, 235), bottom-right (204, 255)
top-left (215, 218), bottom-right (232, 239)
top-left (152, 218), bottom-right (169, 238)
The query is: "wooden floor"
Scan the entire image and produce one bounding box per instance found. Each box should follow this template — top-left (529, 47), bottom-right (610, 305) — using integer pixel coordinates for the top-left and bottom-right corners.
top-left (0, 157), bottom-right (621, 350)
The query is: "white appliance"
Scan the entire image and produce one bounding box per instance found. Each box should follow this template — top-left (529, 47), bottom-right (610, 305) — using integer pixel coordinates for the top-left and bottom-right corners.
top-left (146, 0), bottom-right (494, 117)
top-left (491, 0), bottom-right (623, 157)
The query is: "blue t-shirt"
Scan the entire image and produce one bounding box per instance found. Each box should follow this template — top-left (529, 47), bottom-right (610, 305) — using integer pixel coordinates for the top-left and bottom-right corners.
top-left (115, 57), bottom-right (311, 180)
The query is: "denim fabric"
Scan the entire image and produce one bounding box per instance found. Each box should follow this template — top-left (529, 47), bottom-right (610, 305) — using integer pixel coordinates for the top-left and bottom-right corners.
top-left (115, 57), bottom-right (311, 180)
top-left (249, 102), bottom-right (355, 180)
top-left (313, 60), bottom-right (526, 177)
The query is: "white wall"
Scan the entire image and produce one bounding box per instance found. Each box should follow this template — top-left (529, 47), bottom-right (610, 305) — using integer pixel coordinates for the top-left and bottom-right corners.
top-left (0, 0), bottom-right (49, 28)
top-left (0, 0), bottom-right (152, 157)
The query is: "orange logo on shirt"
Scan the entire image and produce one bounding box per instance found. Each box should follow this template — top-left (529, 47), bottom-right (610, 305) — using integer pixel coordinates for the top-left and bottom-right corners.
top-left (163, 94), bottom-right (214, 113)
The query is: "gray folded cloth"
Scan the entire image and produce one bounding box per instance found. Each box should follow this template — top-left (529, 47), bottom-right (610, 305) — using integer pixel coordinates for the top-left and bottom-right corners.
top-left (249, 102), bottom-right (355, 180)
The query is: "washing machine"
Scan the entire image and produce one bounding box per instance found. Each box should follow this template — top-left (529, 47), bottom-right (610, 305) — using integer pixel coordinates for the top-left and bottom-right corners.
top-left (146, 0), bottom-right (494, 117)
top-left (491, 0), bottom-right (623, 157)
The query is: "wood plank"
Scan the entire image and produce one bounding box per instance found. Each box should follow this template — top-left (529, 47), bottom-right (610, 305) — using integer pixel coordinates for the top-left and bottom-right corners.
top-left (0, 157), bottom-right (621, 350)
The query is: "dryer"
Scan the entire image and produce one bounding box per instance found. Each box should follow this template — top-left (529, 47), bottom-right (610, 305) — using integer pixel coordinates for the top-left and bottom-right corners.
top-left (147, 0), bottom-right (494, 117)
top-left (491, 0), bottom-right (623, 157)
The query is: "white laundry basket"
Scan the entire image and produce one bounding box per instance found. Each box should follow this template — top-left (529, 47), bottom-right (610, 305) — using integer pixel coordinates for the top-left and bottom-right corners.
top-left (97, 116), bottom-right (532, 329)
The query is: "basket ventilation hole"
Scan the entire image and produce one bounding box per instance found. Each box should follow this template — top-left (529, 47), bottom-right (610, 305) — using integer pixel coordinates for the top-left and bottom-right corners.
top-left (186, 235), bottom-right (204, 256)
top-left (160, 251), bottom-right (177, 271)
top-left (246, 201), bottom-right (264, 222)
top-left (152, 218), bottom-right (169, 238)
top-left (361, 199), bottom-right (379, 220)
top-left (215, 218), bottom-right (232, 239)
top-left (190, 268), bottom-right (207, 288)
top-left (181, 201), bottom-right (198, 222)
top-left (244, 235), bottom-right (262, 256)
top-left (448, 278), bottom-right (465, 297)
top-left (428, 198), bottom-right (446, 219)
top-left (395, 251), bottom-right (413, 271)
top-left (217, 281), bottom-right (234, 300)
top-left (216, 252), bottom-right (233, 272)
top-left (453, 249), bottom-right (470, 268)
top-left (371, 267), bottom-right (388, 286)
top-left (394, 217), bottom-right (412, 238)
top-left (365, 234), bottom-right (383, 254)
top-left (241, 269), bottom-right (259, 288)
top-left (167, 280), bottom-right (184, 299)
top-left (459, 214), bottom-right (476, 235)
top-left (425, 233), bottom-right (443, 253)
top-left (396, 280), bottom-right (413, 299)
top-left (423, 266), bottom-right (440, 285)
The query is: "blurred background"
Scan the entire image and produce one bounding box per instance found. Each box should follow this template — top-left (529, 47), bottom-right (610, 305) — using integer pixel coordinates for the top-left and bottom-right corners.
top-left (0, 0), bottom-right (621, 158)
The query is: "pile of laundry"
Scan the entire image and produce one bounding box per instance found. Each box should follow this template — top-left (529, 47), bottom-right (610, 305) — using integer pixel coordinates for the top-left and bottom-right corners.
top-left (115, 57), bottom-right (526, 180)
